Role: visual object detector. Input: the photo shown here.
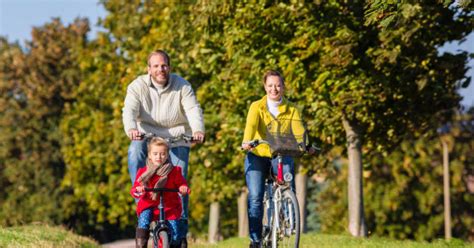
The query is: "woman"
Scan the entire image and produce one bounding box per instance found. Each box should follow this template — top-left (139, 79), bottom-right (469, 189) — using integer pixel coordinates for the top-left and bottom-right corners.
top-left (241, 70), bottom-right (305, 248)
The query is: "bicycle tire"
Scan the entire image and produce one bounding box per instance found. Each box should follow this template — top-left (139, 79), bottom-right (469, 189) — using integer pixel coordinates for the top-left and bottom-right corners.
top-left (157, 230), bottom-right (169, 248)
top-left (272, 188), bottom-right (300, 248)
top-left (262, 187), bottom-right (273, 248)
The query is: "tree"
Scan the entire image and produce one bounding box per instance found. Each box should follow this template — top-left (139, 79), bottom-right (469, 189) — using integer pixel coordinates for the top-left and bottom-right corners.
top-left (0, 18), bottom-right (89, 226)
top-left (316, 109), bottom-right (474, 240)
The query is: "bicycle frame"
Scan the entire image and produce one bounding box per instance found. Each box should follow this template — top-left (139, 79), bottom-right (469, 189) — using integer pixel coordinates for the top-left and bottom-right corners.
top-left (262, 152), bottom-right (297, 248)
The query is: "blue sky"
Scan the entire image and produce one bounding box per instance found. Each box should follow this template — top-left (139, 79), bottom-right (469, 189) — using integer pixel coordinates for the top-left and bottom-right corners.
top-left (0, 0), bottom-right (472, 107)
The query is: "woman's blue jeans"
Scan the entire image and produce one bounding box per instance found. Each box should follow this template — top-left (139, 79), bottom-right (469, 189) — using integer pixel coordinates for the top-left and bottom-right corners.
top-left (128, 140), bottom-right (190, 234)
top-left (244, 152), bottom-right (295, 243)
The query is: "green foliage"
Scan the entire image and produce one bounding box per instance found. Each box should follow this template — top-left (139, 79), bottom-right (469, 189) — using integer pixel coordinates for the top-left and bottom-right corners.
top-left (59, 29), bottom-right (133, 239)
top-left (0, 18), bottom-right (89, 226)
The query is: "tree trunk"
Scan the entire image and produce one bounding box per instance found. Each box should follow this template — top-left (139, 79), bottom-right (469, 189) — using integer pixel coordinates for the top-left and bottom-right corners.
top-left (238, 189), bottom-right (249, 237)
top-left (208, 202), bottom-right (221, 243)
top-left (295, 172), bottom-right (308, 233)
top-left (441, 138), bottom-right (452, 239)
top-left (342, 116), bottom-right (367, 237)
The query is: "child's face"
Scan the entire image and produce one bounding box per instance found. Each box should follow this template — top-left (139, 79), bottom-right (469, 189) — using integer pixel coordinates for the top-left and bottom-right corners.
top-left (148, 145), bottom-right (169, 165)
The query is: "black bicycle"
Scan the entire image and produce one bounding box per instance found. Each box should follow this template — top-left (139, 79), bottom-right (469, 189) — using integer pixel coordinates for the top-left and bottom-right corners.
top-left (144, 187), bottom-right (185, 248)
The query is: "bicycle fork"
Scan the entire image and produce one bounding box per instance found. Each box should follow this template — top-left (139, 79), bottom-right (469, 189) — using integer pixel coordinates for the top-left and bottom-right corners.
top-left (263, 182), bottom-right (274, 240)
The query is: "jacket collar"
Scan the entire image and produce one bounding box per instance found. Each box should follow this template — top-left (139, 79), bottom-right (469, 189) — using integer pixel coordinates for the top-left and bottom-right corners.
top-left (146, 74), bottom-right (173, 92)
top-left (259, 95), bottom-right (289, 114)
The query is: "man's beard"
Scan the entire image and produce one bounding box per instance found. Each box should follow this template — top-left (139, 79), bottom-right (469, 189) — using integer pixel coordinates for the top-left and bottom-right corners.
top-left (152, 74), bottom-right (169, 85)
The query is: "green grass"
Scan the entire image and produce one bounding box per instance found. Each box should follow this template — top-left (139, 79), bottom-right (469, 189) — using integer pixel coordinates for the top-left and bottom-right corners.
top-left (1, 225), bottom-right (472, 248)
top-left (0, 224), bottom-right (99, 248)
top-left (191, 233), bottom-right (474, 248)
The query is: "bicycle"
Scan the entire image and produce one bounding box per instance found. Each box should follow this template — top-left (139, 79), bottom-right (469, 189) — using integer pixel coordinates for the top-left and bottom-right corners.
top-left (244, 119), bottom-right (316, 248)
top-left (144, 187), bottom-right (182, 248)
top-left (138, 133), bottom-right (199, 248)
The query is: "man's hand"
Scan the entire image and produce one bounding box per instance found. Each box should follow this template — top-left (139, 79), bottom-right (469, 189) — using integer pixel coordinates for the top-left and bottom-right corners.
top-left (128, 128), bottom-right (142, 140)
top-left (192, 131), bottom-right (205, 143)
top-left (179, 185), bottom-right (189, 195)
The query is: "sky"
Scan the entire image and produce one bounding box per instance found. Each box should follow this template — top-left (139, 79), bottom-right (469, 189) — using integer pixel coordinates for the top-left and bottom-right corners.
top-left (0, 0), bottom-right (473, 108)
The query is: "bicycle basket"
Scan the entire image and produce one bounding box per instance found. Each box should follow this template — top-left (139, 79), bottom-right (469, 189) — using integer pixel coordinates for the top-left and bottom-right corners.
top-left (265, 118), bottom-right (307, 157)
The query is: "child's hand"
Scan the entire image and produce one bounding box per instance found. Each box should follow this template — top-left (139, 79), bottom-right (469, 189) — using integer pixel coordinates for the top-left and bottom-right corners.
top-left (179, 185), bottom-right (189, 195)
top-left (136, 186), bottom-right (145, 193)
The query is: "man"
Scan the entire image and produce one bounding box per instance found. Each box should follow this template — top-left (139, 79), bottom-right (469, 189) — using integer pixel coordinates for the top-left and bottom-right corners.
top-left (122, 50), bottom-right (205, 242)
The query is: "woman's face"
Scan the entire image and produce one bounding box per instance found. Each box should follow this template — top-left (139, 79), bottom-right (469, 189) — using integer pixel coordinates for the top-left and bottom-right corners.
top-left (148, 145), bottom-right (169, 166)
top-left (264, 75), bottom-right (284, 101)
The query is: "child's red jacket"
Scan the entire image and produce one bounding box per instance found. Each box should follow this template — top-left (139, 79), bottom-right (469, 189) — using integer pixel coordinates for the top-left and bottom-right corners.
top-left (130, 166), bottom-right (187, 220)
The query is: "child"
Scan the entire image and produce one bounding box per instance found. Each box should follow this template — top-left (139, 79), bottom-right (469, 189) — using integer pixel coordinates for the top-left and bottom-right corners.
top-left (131, 137), bottom-right (189, 248)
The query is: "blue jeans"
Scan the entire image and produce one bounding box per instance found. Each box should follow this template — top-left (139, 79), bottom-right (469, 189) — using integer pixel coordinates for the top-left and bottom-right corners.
top-left (137, 208), bottom-right (185, 245)
top-left (244, 152), bottom-right (295, 243)
top-left (128, 140), bottom-right (190, 234)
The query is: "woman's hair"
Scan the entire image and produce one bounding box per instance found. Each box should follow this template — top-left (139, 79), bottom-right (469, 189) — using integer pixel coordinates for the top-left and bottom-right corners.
top-left (147, 50), bottom-right (171, 66)
top-left (147, 137), bottom-right (170, 152)
top-left (263, 70), bottom-right (285, 86)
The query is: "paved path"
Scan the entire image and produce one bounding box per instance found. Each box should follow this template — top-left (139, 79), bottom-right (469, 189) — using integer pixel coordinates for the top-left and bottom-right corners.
top-left (102, 238), bottom-right (153, 248)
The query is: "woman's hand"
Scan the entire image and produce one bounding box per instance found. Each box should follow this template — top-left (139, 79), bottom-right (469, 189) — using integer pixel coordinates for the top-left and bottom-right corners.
top-left (241, 143), bottom-right (253, 151)
top-left (179, 185), bottom-right (189, 195)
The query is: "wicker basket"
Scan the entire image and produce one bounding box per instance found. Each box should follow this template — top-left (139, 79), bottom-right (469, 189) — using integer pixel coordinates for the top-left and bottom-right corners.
top-left (265, 118), bottom-right (307, 157)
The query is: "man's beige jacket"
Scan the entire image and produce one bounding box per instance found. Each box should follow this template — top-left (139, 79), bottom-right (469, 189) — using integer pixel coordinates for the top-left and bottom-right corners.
top-left (122, 73), bottom-right (204, 147)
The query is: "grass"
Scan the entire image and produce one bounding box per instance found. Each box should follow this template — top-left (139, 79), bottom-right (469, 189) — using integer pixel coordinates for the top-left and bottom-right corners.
top-left (1, 225), bottom-right (472, 248)
top-left (191, 233), bottom-right (474, 248)
top-left (0, 224), bottom-right (99, 248)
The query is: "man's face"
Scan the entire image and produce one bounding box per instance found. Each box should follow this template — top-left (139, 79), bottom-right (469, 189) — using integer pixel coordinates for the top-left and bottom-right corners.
top-left (148, 54), bottom-right (170, 85)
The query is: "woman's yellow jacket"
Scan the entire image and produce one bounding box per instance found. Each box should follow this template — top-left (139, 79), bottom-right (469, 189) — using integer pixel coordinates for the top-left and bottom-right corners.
top-left (242, 95), bottom-right (305, 158)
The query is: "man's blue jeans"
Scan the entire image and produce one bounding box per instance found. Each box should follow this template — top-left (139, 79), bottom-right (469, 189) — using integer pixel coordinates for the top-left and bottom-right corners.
top-left (128, 140), bottom-right (190, 234)
top-left (244, 152), bottom-right (295, 243)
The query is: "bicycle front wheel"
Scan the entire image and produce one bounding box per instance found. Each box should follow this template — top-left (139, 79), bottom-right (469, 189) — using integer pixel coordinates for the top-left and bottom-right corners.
top-left (157, 230), bottom-right (169, 248)
top-left (272, 188), bottom-right (300, 248)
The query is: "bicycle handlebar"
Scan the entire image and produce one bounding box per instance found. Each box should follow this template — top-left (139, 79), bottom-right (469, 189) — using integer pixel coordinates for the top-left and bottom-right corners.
top-left (138, 133), bottom-right (203, 144)
top-left (243, 139), bottom-right (321, 153)
top-left (144, 187), bottom-right (180, 193)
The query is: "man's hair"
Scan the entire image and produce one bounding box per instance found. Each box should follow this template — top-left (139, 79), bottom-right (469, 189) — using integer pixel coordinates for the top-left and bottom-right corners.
top-left (147, 137), bottom-right (170, 152)
top-left (263, 70), bottom-right (285, 85)
top-left (147, 50), bottom-right (171, 67)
